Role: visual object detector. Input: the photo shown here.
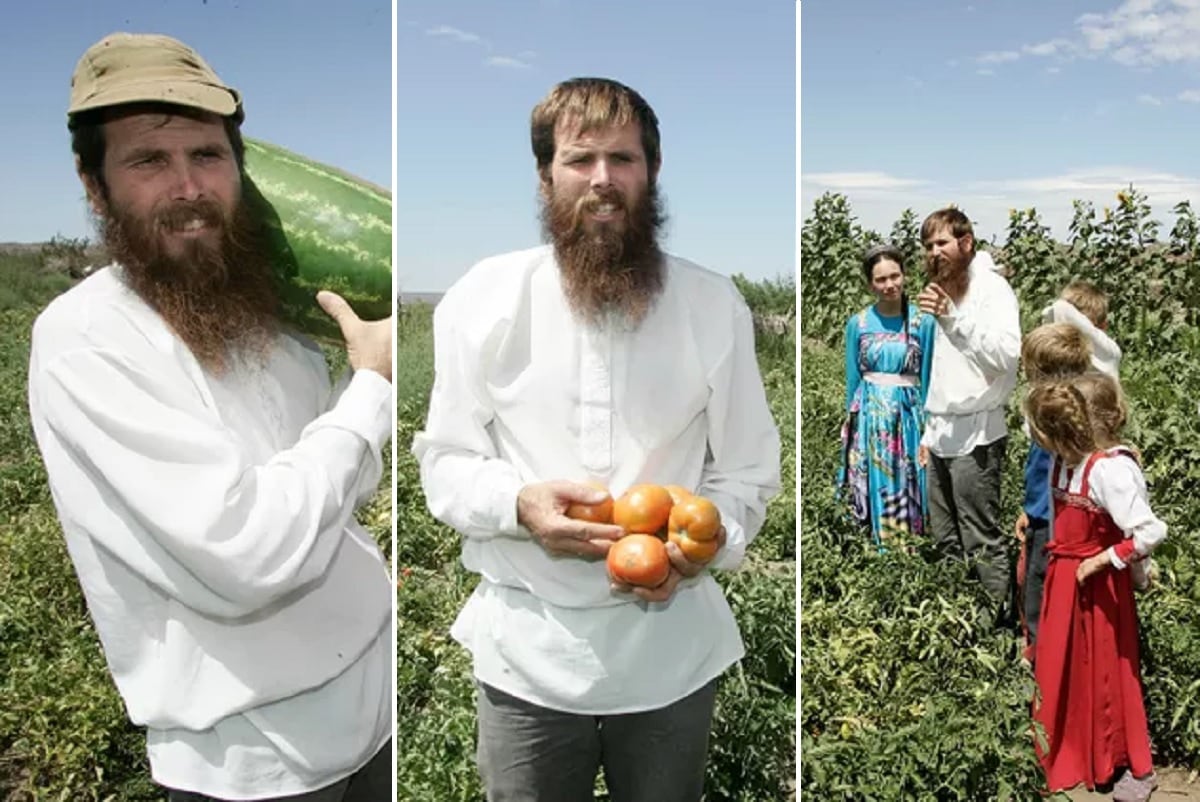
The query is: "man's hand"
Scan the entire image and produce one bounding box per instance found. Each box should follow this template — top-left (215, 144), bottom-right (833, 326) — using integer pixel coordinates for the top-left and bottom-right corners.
top-left (1076, 552), bottom-right (1111, 585)
top-left (918, 445), bottom-right (929, 468)
top-left (1014, 512), bottom-right (1029, 544)
top-left (916, 283), bottom-right (954, 317)
top-left (317, 291), bottom-right (393, 382)
top-left (611, 526), bottom-right (727, 603)
top-left (517, 481), bottom-right (625, 558)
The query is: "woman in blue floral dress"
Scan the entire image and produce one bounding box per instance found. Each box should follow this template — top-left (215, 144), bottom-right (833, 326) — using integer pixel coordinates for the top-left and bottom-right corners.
top-left (837, 244), bottom-right (937, 546)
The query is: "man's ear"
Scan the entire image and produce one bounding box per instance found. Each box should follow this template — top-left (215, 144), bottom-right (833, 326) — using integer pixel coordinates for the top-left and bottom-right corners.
top-left (537, 166), bottom-right (552, 199)
top-left (960, 232), bottom-right (975, 254)
top-left (76, 156), bottom-right (106, 217)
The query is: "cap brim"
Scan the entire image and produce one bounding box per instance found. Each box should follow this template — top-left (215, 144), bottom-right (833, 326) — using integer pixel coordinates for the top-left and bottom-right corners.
top-left (69, 79), bottom-right (241, 120)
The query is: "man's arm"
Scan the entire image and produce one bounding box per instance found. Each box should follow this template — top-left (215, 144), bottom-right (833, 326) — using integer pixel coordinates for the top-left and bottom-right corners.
top-left (938, 273), bottom-right (1021, 378)
top-left (697, 303), bottom-right (783, 572)
top-left (29, 345), bottom-right (391, 620)
top-left (410, 298), bottom-right (526, 539)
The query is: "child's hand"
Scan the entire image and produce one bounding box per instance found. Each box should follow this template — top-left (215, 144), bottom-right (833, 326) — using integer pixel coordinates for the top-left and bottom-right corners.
top-left (918, 445), bottom-right (929, 468)
top-left (1076, 552), bottom-right (1111, 584)
top-left (1014, 512), bottom-right (1029, 544)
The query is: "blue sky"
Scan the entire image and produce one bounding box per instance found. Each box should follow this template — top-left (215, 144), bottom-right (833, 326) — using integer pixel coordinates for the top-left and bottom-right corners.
top-left (396, 0), bottom-right (796, 292)
top-left (802, 0), bottom-right (1200, 247)
top-left (1, 0), bottom-right (390, 244)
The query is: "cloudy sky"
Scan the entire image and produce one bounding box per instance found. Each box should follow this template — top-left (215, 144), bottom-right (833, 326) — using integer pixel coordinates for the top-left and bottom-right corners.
top-left (802, 0), bottom-right (1200, 245)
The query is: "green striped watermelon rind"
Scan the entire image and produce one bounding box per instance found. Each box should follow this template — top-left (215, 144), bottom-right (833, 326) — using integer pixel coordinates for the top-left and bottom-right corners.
top-left (241, 137), bottom-right (393, 340)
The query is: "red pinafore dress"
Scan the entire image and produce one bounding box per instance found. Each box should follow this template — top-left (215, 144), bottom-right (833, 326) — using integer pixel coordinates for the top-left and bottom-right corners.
top-left (1032, 449), bottom-right (1153, 791)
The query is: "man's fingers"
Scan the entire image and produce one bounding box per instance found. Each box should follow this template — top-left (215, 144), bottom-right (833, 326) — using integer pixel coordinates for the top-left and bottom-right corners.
top-left (632, 570), bottom-right (682, 603)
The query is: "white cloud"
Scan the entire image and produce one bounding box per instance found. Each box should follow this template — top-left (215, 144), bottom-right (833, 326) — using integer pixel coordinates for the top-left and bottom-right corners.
top-left (425, 25), bottom-right (484, 44)
top-left (1178, 88), bottom-right (1200, 101)
top-left (1024, 38), bottom-right (1073, 57)
top-left (802, 172), bottom-right (929, 191)
top-left (1075, 0), bottom-right (1200, 66)
top-left (486, 56), bottom-right (533, 69)
top-left (1046, 66), bottom-right (1063, 74)
top-left (978, 49), bottom-right (1021, 64)
top-left (977, 68), bottom-right (996, 76)
top-left (1139, 93), bottom-right (1165, 104)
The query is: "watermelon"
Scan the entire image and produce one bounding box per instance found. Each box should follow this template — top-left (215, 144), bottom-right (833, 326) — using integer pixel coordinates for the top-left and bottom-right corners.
top-left (241, 137), bottom-right (392, 340)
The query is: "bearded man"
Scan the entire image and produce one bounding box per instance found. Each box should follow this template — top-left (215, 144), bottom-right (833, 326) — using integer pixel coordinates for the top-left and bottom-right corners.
top-left (412, 78), bottom-right (781, 802)
top-left (27, 33), bottom-right (392, 801)
top-left (916, 207), bottom-right (1021, 619)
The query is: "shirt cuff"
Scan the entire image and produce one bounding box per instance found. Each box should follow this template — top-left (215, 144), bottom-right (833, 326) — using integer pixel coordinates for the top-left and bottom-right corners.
top-left (1111, 538), bottom-right (1138, 567)
top-left (707, 507), bottom-right (747, 571)
top-left (317, 369), bottom-right (392, 454)
top-left (1107, 545), bottom-right (1127, 571)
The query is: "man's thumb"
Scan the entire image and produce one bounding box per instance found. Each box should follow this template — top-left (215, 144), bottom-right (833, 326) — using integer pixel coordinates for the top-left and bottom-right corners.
top-left (317, 291), bottom-right (359, 331)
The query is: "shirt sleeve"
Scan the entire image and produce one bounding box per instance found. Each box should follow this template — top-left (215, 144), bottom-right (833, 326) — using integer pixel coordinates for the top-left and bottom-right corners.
top-left (843, 313), bottom-right (861, 413)
top-left (699, 303), bottom-right (783, 572)
top-left (1045, 299), bottom-right (1123, 377)
top-left (30, 347), bottom-right (392, 619)
top-left (410, 295), bottom-right (525, 540)
top-left (938, 272), bottom-right (1021, 379)
top-left (328, 365), bottom-right (386, 508)
top-left (1088, 454), bottom-right (1167, 568)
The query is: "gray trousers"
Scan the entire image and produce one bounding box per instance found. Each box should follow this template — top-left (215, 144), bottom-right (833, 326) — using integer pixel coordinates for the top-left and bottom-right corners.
top-left (927, 437), bottom-right (1012, 608)
top-left (165, 740), bottom-right (391, 802)
top-left (475, 680), bottom-right (718, 802)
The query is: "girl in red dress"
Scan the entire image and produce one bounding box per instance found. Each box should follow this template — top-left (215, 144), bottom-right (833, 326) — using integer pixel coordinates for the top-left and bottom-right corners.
top-left (1025, 372), bottom-right (1166, 802)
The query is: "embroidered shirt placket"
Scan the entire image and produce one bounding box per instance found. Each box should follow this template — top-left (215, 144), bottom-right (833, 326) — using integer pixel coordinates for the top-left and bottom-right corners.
top-left (579, 325), bottom-right (613, 477)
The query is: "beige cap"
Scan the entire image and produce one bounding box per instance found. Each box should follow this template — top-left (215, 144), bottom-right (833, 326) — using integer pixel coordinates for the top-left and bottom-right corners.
top-left (68, 32), bottom-right (243, 122)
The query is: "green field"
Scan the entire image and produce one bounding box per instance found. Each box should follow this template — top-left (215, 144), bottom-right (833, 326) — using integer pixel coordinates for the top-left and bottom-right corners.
top-left (395, 275), bottom-right (798, 801)
top-left (801, 192), bottom-right (1200, 799)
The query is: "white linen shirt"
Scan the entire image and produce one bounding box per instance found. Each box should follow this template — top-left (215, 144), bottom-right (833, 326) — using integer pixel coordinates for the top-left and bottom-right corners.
top-left (27, 267), bottom-right (392, 800)
top-left (923, 251), bottom-right (1021, 457)
top-left (1049, 448), bottom-right (1167, 573)
top-left (412, 245), bottom-right (782, 714)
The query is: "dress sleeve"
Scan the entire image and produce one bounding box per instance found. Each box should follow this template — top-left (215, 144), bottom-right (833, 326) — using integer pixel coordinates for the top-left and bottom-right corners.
top-left (1088, 454), bottom-right (1167, 568)
top-left (844, 312), bottom-right (862, 413)
top-left (917, 312), bottom-right (936, 408)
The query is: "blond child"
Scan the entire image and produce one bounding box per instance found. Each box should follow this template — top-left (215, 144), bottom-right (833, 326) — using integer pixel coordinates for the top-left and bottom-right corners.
top-left (1026, 373), bottom-right (1164, 801)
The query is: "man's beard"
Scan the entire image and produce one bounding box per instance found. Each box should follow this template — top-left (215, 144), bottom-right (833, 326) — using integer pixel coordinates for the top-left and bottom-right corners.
top-left (540, 181), bottom-right (667, 326)
top-left (926, 249), bottom-right (971, 300)
top-left (97, 191), bottom-right (282, 374)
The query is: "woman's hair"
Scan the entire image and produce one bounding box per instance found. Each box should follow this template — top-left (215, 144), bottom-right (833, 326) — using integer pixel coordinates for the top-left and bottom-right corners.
top-left (1073, 371), bottom-right (1128, 447)
top-left (1025, 380), bottom-right (1096, 463)
top-left (1025, 372), bottom-right (1129, 461)
top-left (861, 243), bottom-right (911, 344)
top-left (1022, 322), bottom-right (1092, 382)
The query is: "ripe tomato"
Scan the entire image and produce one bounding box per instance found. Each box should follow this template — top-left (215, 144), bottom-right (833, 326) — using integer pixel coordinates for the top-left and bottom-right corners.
top-left (669, 530), bottom-right (720, 564)
top-left (612, 484), bottom-right (673, 536)
top-left (663, 484), bottom-right (693, 505)
top-left (565, 481), bottom-right (614, 524)
top-left (607, 534), bottom-right (671, 588)
top-left (668, 496), bottom-right (721, 542)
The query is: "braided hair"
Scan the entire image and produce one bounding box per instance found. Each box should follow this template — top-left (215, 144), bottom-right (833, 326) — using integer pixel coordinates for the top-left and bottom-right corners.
top-left (1025, 379), bottom-right (1097, 464)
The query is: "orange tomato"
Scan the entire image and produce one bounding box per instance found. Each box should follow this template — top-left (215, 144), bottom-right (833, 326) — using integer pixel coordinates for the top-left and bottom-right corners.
top-left (663, 484), bottom-right (693, 505)
top-left (607, 534), bottom-right (671, 588)
top-left (565, 481), bottom-right (614, 524)
top-left (669, 530), bottom-right (720, 564)
top-left (668, 496), bottom-right (721, 542)
top-left (612, 484), bottom-right (674, 536)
